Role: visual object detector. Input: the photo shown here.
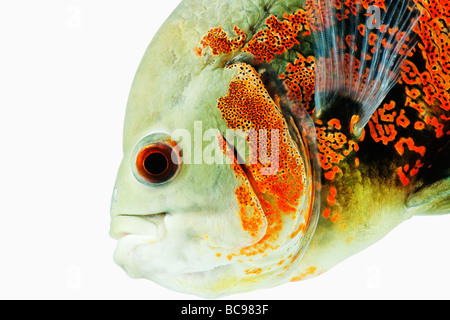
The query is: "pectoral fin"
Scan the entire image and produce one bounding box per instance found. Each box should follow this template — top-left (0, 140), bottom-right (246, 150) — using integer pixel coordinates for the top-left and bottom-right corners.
top-left (407, 177), bottom-right (450, 215)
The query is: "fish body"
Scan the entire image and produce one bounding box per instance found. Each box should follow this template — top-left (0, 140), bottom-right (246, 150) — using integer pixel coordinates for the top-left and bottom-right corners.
top-left (110, 0), bottom-right (450, 297)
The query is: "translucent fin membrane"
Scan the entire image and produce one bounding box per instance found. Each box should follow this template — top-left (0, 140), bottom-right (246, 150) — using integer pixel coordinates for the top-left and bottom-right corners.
top-left (309, 0), bottom-right (421, 136)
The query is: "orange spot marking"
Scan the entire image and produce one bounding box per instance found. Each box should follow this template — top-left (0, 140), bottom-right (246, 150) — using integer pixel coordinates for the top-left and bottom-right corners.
top-left (280, 53), bottom-right (315, 113)
top-left (368, 101), bottom-right (400, 145)
top-left (328, 119), bottom-right (342, 130)
top-left (424, 115), bottom-right (445, 138)
top-left (245, 268), bottom-right (262, 275)
top-left (194, 46), bottom-right (202, 56)
top-left (405, 96), bottom-right (426, 115)
top-left (330, 211), bottom-right (340, 222)
top-left (327, 186), bottom-right (337, 206)
top-left (291, 266), bottom-right (317, 282)
top-left (346, 34), bottom-right (358, 51)
top-left (316, 116), bottom-right (358, 180)
top-left (233, 180), bottom-right (267, 239)
top-left (394, 137), bottom-right (426, 157)
top-left (368, 120), bottom-right (397, 145)
top-left (410, 159), bottom-right (424, 177)
top-left (290, 223), bottom-right (306, 240)
top-left (350, 114), bottom-right (360, 135)
top-left (324, 166), bottom-right (341, 180)
top-left (217, 137), bottom-right (267, 242)
top-left (357, 24), bottom-right (365, 36)
top-left (368, 32), bottom-right (378, 46)
top-left (396, 109), bottom-right (411, 128)
top-left (242, 10), bottom-right (310, 62)
top-left (196, 26), bottom-right (246, 56)
top-left (414, 121), bottom-right (425, 130)
top-left (397, 166), bottom-right (410, 186)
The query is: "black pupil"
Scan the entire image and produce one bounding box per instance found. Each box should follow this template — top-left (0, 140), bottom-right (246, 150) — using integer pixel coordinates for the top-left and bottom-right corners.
top-left (144, 152), bottom-right (169, 175)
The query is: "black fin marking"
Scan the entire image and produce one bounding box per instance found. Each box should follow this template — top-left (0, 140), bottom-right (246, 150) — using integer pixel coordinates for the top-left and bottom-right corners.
top-left (309, 0), bottom-right (421, 136)
top-left (407, 141), bottom-right (450, 215)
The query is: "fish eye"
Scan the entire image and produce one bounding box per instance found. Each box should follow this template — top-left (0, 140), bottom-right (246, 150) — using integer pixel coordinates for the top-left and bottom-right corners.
top-left (133, 134), bottom-right (181, 185)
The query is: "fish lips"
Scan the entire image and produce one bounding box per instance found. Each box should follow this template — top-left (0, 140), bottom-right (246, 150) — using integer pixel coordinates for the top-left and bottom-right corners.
top-left (110, 213), bottom-right (167, 241)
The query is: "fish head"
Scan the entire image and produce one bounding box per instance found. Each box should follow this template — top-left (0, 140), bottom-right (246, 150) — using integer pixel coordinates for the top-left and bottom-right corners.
top-left (110, 1), bottom-right (319, 298)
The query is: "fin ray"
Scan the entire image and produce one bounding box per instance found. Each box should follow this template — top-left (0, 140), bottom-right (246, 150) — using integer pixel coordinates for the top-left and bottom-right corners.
top-left (309, 0), bottom-right (422, 135)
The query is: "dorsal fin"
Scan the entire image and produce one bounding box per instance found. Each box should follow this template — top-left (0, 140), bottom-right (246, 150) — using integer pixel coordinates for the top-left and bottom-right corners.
top-left (308, 0), bottom-right (422, 136)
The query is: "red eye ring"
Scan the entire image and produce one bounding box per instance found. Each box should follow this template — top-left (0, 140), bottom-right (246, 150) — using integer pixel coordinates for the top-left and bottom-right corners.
top-left (135, 142), bottom-right (180, 184)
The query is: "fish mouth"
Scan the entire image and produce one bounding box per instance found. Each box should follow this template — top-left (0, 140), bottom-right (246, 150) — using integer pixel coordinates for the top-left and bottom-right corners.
top-left (110, 212), bottom-right (167, 240)
top-left (115, 212), bottom-right (167, 219)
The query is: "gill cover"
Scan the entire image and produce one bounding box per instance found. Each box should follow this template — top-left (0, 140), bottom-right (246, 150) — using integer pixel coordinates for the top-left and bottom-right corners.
top-left (214, 62), bottom-right (320, 264)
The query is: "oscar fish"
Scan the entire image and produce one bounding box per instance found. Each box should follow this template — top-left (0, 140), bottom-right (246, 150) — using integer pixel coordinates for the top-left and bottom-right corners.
top-left (110, 0), bottom-right (450, 298)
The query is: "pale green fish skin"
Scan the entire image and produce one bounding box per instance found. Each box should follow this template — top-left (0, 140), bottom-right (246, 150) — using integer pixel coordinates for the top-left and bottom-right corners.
top-left (110, 0), bottom-right (448, 298)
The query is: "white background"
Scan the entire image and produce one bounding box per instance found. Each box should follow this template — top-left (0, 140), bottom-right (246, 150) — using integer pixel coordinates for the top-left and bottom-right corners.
top-left (0, 0), bottom-right (449, 300)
